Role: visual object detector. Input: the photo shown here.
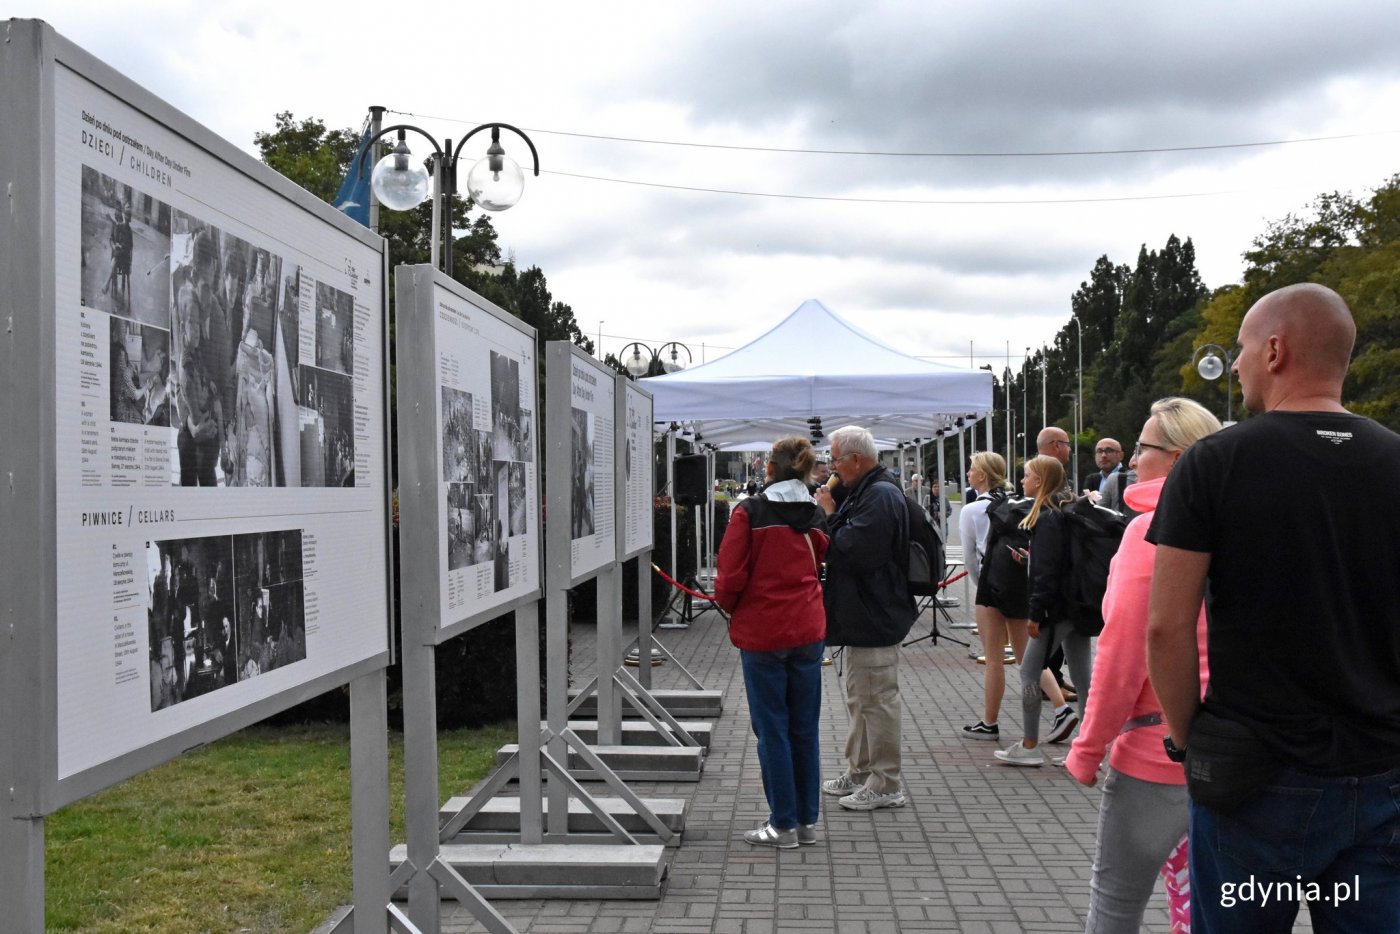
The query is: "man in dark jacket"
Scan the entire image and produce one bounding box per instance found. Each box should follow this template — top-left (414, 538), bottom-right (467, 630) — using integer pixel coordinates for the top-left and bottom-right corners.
top-left (813, 425), bottom-right (915, 810)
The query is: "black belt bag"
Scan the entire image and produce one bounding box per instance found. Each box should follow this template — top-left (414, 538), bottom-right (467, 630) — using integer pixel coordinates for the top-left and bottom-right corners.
top-left (1185, 707), bottom-right (1283, 812)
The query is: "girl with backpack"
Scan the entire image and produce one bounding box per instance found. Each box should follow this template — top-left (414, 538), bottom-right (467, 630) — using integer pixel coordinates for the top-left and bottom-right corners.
top-left (958, 452), bottom-right (1070, 741)
top-left (994, 455), bottom-right (1092, 767)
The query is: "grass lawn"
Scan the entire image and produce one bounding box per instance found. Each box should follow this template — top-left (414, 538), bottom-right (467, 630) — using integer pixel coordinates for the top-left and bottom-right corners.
top-left (44, 722), bottom-right (516, 933)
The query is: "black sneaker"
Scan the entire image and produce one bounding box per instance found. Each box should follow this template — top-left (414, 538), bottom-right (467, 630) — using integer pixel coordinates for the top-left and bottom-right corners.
top-left (961, 720), bottom-right (1000, 740)
top-left (1047, 706), bottom-right (1079, 744)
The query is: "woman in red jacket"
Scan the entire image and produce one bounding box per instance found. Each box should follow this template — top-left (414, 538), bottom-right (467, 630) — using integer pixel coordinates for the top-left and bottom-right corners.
top-left (716, 436), bottom-right (830, 849)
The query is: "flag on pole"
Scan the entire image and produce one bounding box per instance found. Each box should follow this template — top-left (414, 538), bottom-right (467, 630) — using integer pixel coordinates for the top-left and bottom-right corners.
top-left (332, 120), bottom-right (373, 227)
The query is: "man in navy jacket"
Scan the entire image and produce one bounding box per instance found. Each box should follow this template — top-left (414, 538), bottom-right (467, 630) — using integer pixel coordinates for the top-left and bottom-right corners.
top-left (814, 425), bottom-right (916, 810)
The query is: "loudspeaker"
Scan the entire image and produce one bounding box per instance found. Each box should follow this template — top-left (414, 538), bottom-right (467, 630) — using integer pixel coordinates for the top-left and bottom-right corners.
top-left (673, 454), bottom-right (708, 506)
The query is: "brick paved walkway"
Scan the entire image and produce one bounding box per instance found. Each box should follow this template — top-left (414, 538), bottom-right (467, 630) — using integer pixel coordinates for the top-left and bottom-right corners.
top-left (433, 571), bottom-right (1202, 934)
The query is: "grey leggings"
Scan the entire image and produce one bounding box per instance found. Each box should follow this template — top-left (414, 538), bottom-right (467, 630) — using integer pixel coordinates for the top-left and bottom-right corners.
top-left (1019, 622), bottom-right (1093, 743)
top-left (1084, 767), bottom-right (1189, 934)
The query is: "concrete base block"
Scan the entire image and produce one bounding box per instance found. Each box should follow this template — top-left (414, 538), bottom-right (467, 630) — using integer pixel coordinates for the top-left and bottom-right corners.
top-left (388, 843), bottom-right (668, 900)
top-left (440, 794), bottom-right (686, 845)
top-left (568, 688), bottom-right (723, 719)
top-left (495, 743), bottom-right (704, 782)
top-left (548, 718), bottom-right (713, 750)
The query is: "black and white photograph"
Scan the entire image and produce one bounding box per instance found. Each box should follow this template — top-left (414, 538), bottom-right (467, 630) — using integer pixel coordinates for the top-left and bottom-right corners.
top-left (489, 351), bottom-right (522, 462)
top-left (507, 462), bottom-right (527, 537)
top-left (109, 317), bottom-right (170, 428)
top-left (491, 516), bottom-right (510, 593)
top-left (518, 407), bottom-right (534, 463)
top-left (315, 280), bottom-right (355, 376)
top-left (570, 406), bottom-right (595, 540)
top-left (232, 529), bottom-right (307, 682)
top-left (474, 426), bottom-right (494, 491)
top-left (299, 366), bottom-right (354, 487)
top-left (446, 481), bottom-right (478, 571)
top-left (79, 165), bottom-right (172, 328)
top-left (169, 214), bottom-right (235, 487)
top-left (145, 535), bottom-right (236, 711)
top-left (441, 387), bottom-right (476, 483)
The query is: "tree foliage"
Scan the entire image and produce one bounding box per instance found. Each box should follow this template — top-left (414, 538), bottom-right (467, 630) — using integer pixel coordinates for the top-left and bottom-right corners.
top-left (988, 172), bottom-right (1400, 483)
top-left (254, 112), bottom-right (592, 357)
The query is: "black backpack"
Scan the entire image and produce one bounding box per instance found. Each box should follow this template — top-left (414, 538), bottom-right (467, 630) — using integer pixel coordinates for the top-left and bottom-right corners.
top-left (876, 477), bottom-right (946, 595)
top-left (982, 494), bottom-right (1033, 598)
top-left (905, 496), bottom-right (947, 596)
top-left (1060, 496), bottom-right (1129, 636)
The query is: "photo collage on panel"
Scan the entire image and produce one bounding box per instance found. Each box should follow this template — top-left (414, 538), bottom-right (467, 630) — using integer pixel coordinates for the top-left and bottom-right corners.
top-left (144, 529), bottom-right (306, 711)
top-left (79, 164), bottom-right (355, 489)
top-left (570, 406), bottom-right (596, 540)
top-left (441, 350), bottom-right (532, 591)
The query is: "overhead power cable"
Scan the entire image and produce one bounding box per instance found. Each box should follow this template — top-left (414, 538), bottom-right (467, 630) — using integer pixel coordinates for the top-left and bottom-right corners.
top-left (542, 170), bottom-right (1242, 205)
top-left (385, 109), bottom-right (1394, 159)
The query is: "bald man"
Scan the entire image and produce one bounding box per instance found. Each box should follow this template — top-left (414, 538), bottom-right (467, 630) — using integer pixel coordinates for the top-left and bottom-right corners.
top-left (1147, 284), bottom-right (1400, 932)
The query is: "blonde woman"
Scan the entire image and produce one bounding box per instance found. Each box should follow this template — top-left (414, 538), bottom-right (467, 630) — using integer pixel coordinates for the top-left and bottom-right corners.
top-left (1066, 399), bottom-right (1219, 932)
top-left (994, 455), bottom-right (1090, 767)
top-left (958, 452), bottom-right (1069, 740)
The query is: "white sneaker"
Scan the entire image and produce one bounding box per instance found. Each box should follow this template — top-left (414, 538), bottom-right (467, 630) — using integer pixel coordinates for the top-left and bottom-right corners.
top-left (797, 823), bottom-right (818, 846)
top-left (993, 741), bottom-right (1046, 767)
top-left (821, 773), bottom-right (862, 796)
top-left (839, 786), bottom-right (907, 810)
top-left (743, 821), bottom-right (798, 849)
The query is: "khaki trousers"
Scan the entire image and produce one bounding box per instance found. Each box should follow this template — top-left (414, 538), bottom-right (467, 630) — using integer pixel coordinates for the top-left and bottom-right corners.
top-left (841, 644), bottom-right (903, 794)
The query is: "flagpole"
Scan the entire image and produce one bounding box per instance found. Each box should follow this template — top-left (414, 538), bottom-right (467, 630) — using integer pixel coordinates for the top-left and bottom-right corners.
top-left (368, 106), bottom-right (384, 232)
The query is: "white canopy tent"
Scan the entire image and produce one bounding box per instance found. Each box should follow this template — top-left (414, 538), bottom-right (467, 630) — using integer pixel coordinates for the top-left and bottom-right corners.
top-left (642, 299), bottom-right (994, 447)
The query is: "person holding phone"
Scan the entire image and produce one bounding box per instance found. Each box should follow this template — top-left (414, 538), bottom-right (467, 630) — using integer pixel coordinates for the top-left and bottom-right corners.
top-left (994, 455), bottom-right (1089, 767)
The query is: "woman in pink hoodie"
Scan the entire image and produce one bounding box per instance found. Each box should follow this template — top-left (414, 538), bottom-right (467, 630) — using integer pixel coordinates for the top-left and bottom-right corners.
top-left (1065, 397), bottom-right (1220, 934)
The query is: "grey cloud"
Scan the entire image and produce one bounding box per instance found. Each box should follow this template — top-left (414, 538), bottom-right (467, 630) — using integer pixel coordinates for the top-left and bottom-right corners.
top-left (621, 2), bottom-right (1400, 187)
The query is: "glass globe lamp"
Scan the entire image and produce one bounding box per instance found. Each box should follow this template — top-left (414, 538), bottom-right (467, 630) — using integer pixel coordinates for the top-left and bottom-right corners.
top-left (1197, 352), bottom-right (1225, 381)
top-left (466, 147), bottom-right (525, 212)
top-left (370, 139), bottom-right (432, 212)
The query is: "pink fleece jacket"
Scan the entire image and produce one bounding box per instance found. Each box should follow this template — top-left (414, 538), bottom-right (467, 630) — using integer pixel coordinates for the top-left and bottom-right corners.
top-left (1064, 476), bottom-right (1209, 786)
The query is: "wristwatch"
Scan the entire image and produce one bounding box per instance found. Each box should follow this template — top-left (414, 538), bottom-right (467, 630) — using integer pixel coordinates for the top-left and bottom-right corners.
top-left (1163, 735), bottom-right (1187, 763)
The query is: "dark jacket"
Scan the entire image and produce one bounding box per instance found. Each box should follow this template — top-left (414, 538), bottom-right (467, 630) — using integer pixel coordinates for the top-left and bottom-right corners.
top-left (1027, 507), bottom-right (1072, 627)
top-left (715, 484), bottom-right (829, 652)
top-left (823, 466), bottom-right (916, 647)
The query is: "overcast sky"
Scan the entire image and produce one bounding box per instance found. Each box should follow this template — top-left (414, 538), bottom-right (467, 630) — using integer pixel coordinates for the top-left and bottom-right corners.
top-left (22, 1), bottom-right (1400, 372)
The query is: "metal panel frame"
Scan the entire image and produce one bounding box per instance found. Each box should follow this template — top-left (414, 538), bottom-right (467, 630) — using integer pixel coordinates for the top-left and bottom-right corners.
top-left (2, 19), bottom-right (396, 934)
top-left (617, 380), bottom-right (655, 562)
top-left (1, 14), bottom-right (394, 817)
top-left (393, 265), bottom-right (543, 646)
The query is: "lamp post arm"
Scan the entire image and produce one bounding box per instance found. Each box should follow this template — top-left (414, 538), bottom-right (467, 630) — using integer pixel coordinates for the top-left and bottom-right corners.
top-left (451, 123), bottom-right (542, 177)
top-left (354, 124), bottom-right (447, 178)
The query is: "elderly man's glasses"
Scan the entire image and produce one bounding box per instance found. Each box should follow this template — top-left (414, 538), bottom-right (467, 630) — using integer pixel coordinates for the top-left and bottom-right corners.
top-left (831, 452), bottom-right (856, 464)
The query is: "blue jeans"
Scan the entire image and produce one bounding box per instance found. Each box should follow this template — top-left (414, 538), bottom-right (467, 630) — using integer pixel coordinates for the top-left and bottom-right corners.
top-left (1190, 764), bottom-right (1400, 933)
top-left (740, 640), bottom-right (825, 830)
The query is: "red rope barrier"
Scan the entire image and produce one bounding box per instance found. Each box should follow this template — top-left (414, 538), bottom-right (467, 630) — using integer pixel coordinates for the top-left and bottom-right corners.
top-left (649, 563), bottom-right (967, 600)
top-left (650, 563), bottom-right (719, 601)
top-left (940, 570), bottom-right (968, 588)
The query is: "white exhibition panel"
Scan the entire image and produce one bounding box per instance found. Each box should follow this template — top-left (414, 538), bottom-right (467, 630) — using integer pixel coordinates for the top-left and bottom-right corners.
top-left (566, 351), bottom-right (618, 581)
top-left (620, 381), bottom-right (655, 559)
top-left (50, 59), bottom-right (389, 782)
top-left (642, 298), bottom-right (994, 445)
top-left (435, 281), bottom-right (542, 626)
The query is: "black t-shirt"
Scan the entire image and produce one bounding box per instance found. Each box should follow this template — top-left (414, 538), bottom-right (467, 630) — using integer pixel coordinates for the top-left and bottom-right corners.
top-left (1148, 411), bottom-right (1400, 775)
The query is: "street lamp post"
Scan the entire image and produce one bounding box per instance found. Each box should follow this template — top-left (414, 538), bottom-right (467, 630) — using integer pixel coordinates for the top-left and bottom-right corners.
top-left (1069, 314), bottom-right (1083, 479)
top-left (1022, 348), bottom-right (1031, 467)
top-left (1061, 393), bottom-right (1079, 487)
top-left (978, 364), bottom-right (994, 451)
top-left (359, 121), bottom-right (540, 276)
top-left (620, 341), bottom-right (693, 379)
top-left (1192, 344), bottom-right (1236, 423)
